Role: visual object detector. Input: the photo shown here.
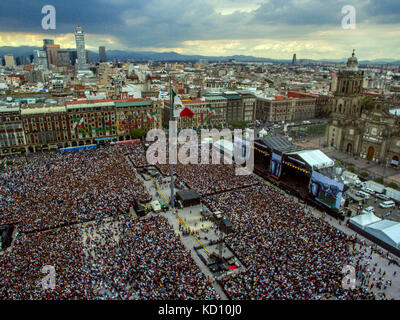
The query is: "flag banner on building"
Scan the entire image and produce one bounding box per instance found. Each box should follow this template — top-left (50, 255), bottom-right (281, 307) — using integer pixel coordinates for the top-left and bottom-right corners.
top-left (205, 106), bottom-right (215, 122)
top-left (145, 111), bottom-right (158, 128)
top-left (172, 89), bottom-right (193, 118)
top-left (180, 107), bottom-right (194, 118)
top-left (72, 118), bottom-right (89, 135)
top-left (173, 93), bottom-right (184, 117)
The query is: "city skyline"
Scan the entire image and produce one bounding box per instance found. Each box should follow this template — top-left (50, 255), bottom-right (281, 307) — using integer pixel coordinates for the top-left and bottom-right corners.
top-left (0, 0), bottom-right (399, 61)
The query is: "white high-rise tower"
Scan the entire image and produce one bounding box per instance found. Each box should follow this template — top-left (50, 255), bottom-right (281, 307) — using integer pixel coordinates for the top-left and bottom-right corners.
top-left (74, 26), bottom-right (88, 70)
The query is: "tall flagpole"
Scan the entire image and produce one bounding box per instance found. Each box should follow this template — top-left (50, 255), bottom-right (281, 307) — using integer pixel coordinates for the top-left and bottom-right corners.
top-left (169, 74), bottom-right (175, 209)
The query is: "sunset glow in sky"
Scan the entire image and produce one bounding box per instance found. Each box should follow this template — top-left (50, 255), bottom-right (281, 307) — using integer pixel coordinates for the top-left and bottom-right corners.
top-left (0, 0), bottom-right (399, 60)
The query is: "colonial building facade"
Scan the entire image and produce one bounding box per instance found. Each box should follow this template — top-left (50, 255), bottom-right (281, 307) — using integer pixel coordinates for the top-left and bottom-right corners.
top-left (256, 96), bottom-right (316, 123)
top-left (324, 52), bottom-right (400, 167)
top-left (0, 98), bottom-right (160, 155)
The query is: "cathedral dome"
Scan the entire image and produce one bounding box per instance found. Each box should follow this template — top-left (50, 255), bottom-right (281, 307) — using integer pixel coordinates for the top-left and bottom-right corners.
top-left (346, 50), bottom-right (358, 70)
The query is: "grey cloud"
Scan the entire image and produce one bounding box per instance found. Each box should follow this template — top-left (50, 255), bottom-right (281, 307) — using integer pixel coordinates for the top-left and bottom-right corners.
top-left (0, 0), bottom-right (398, 50)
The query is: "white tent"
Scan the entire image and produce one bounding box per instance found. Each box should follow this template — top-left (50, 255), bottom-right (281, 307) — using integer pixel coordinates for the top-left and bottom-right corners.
top-left (288, 149), bottom-right (334, 169)
top-left (259, 128), bottom-right (268, 138)
top-left (350, 212), bottom-right (400, 250)
top-left (349, 212), bottom-right (381, 229)
top-left (365, 220), bottom-right (400, 249)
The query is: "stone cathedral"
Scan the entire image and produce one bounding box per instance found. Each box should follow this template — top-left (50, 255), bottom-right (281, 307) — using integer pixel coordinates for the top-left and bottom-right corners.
top-left (324, 51), bottom-right (400, 167)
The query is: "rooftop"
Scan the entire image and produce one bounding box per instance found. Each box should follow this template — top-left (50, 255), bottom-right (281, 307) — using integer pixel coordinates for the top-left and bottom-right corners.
top-left (21, 106), bottom-right (66, 115)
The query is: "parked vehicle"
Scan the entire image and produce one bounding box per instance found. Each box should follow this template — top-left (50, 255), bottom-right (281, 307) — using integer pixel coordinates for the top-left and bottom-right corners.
top-left (385, 187), bottom-right (400, 203)
top-left (379, 200), bottom-right (395, 209)
top-left (376, 193), bottom-right (390, 201)
top-left (342, 171), bottom-right (362, 187)
top-left (362, 180), bottom-right (385, 194)
top-left (361, 206), bottom-right (375, 214)
top-left (354, 180), bottom-right (363, 188)
top-left (356, 190), bottom-right (370, 199)
top-left (361, 187), bottom-right (375, 195)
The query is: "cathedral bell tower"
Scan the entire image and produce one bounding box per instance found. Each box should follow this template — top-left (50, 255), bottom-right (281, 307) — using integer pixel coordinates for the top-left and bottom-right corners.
top-left (324, 50), bottom-right (365, 153)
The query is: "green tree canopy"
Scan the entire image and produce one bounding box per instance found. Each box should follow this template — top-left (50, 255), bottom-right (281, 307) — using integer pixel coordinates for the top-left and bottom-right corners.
top-left (360, 171), bottom-right (369, 178)
top-left (388, 182), bottom-right (398, 190)
top-left (374, 177), bottom-right (384, 184)
top-left (232, 121), bottom-right (248, 129)
top-left (130, 128), bottom-right (146, 139)
top-left (361, 95), bottom-right (375, 112)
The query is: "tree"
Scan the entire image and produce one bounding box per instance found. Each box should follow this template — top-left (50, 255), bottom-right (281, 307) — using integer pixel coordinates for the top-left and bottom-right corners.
top-left (130, 128), bottom-right (146, 139)
top-left (360, 171), bottom-right (369, 178)
top-left (387, 182), bottom-right (398, 190)
top-left (232, 121), bottom-right (248, 129)
top-left (374, 177), bottom-right (384, 184)
top-left (336, 160), bottom-right (344, 167)
top-left (361, 95), bottom-right (375, 112)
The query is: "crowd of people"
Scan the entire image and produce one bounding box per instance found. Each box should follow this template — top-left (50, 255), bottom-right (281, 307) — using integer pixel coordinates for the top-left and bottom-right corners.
top-left (120, 142), bottom-right (259, 196)
top-left (0, 215), bottom-right (219, 300)
top-left (204, 184), bottom-right (378, 300)
top-left (173, 163), bottom-right (259, 196)
top-left (0, 146), bottom-right (150, 232)
top-left (155, 155), bottom-right (259, 196)
top-left (1, 141), bottom-right (399, 300)
top-left (124, 143), bottom-right (149, 168)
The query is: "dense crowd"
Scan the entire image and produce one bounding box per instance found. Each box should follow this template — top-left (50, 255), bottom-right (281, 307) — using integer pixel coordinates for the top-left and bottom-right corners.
top-left (2, 142), bottom-right (398, 300)
top-left (124, 143), bottom-right (149, 168)
top-left (0, 215), bottom-right (219, 300)
top-left (174, 163), bottom-right (259, 196)
top-left (0, 146), bottom-right (150, 232)
top-left (156, 155), bottom-right (259, 196)
top-left (121, 142), bottom-right (259, 196)
top-left (204, 185), bottom-right (376, 300)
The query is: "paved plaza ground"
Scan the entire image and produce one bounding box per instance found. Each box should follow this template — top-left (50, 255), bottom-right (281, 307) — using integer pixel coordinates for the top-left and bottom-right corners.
top-left (294, 137), bottom-right (400, 185)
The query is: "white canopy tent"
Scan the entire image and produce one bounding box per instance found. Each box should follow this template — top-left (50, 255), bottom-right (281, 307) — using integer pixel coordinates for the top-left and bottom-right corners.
top-left (350, 212), bottom-right (400, 250)
top-left (259, 128), bottom-right (268, 138)
top-left (288, 149), bottom-right (335, 169)
top-left (349, 212), bottom-right (381, 229)
top-left (365, 220), bottom-right (400, 249)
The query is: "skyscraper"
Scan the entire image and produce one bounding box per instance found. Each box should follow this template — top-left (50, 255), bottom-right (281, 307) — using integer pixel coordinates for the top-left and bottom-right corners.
top-left (33, 50), bottom-right (48, 69)
top-left (45, 44), bottom-right (60, 67)
top-left (57, 50), bottom-right (71, 67)
top-left (292, 53), bottom-right (297, 65)
top-left (99, 46), bottom-right (107, 62)
top-left (16, 56), bottom-right (30, 65)
top-left (68, 50), bottom-right (77, 66)
top-left (4, 54), bottom-right (15, 67)
top-left (74, 26), bottom-right (88, 70)
top-left (43, 39), bottom-right (54, 49)
top-left (86, 50), bottom-right (91, 64)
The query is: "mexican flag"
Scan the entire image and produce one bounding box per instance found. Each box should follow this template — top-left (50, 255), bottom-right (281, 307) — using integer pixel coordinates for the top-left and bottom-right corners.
top-left (205, 106), bottom-right (216, 122)
top-left (145, 111), bottom-right (158, 128)
top-left (171, 89), bottom-right (194, 118)
top-left (72, 118), bottom-right (89, 135)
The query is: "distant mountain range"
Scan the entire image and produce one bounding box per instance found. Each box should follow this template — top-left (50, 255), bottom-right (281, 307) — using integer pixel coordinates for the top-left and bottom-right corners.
top-left (1, 46), bottom-right (399, 65)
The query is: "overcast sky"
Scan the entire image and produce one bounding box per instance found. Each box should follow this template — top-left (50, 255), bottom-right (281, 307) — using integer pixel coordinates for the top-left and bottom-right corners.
top-left (0, 0), bottom-right (399, 60)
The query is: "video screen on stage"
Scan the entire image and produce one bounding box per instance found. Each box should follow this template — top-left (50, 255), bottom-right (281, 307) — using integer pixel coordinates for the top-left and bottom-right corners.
top-left (310, 171), bottom-right (344, 210)
top-left (270, 152), bottom-right (282, 178)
